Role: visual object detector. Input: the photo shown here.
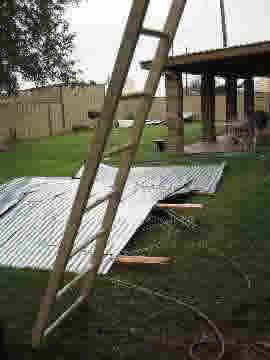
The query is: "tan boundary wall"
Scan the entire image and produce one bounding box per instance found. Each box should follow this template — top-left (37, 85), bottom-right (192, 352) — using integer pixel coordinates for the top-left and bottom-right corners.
top-left (63, 86), bottom-right (105, 129)
top-left (0, 103), bottom-right (64, 139)
top-left (0, 90), bottom-right (268, 140)
top-left (116, 94), bottom-right (250, 122)
top-left (116, 97), bottom-right (167, 121)
top-left (0, 85), bottom-right (105, 139)
top-left (0, 104), bottom-right (16, 140)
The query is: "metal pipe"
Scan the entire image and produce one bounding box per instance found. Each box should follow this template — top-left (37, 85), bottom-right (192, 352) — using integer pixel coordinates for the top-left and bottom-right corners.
top-left (219, 0), bottom-right (228, 47)
top-left (43, 295), bottom-right (86, 338)
top-left (56, 267), bottom-right (94, 299)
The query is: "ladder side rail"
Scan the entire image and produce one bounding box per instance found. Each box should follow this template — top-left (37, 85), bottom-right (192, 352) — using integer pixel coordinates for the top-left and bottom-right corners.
top-left (32, 0), bottom-right (151, 348)
top-left (80, 0), bottom-right (187, 297)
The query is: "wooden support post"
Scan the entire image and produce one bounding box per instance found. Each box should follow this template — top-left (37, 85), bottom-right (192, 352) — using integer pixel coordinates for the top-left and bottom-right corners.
top-left (244, 78), bottom-right (254, 118)
top-left (165, 72), bottom-right (184, 152)
top-left (200, 74), bottom-right (216, 143)
top-left (225, 76), bottom-right (237, 134)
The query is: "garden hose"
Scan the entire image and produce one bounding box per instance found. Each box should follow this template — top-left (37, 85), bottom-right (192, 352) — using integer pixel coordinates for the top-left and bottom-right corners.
top-left (104, 276), bottom-right (225, 360)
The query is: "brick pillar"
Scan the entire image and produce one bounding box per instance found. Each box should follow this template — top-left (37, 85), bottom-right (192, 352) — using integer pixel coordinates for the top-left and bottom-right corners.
top-left (225, 76), bottom-right (237, 134)
top-left (244, 78), bottom-right (254, 118)
top-left (165, 72), bottom-right (184, 152)
top-left (200, 73), bottom-right (216, 143)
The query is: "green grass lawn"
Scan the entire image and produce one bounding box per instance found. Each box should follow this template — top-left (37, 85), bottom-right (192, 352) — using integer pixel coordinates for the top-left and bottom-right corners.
top-left (1, 123), bottom-right (270, 359)
top-left (0, 121), bottom-right (225, 183)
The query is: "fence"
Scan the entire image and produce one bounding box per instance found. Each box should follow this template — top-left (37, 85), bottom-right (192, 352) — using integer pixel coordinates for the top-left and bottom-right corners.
top-left (0, 85), bottom-right (105, 140)
top-left (115, 95), bottom-right (230, 122)
top-left (115, 93), bottom-right (267, 122)
top-left (0, 102), bottom-right (66, 140)
top-left (0, 91), bottom-right (268, 141)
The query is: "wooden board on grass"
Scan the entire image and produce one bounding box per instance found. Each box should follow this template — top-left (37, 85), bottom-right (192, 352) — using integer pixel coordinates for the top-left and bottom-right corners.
top-left (116, 256), bottom-right (172, 265)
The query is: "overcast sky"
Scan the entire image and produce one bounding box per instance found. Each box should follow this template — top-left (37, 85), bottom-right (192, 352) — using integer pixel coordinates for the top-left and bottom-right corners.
top-left (24, 1), bottom-right (270, 94)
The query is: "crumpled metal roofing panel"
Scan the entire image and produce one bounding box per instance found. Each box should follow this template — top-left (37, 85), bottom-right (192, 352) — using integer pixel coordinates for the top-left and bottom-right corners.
top-left (76, 162), bottom-right (226, 195)
top-left (0, 162), bottom-right (226, 274)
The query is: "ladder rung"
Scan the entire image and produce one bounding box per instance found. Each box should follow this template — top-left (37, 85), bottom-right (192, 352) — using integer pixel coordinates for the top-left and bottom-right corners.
top-left (69, 230), bottom-right (106, 259)
top-left (84, 191), bottom-right (117, 214)
top-left (104, 142), bottom-right (135, 157)
top-left (120, 91), bottom-right (150, 100)
top-left (141, 27), bottom-right (170, 40)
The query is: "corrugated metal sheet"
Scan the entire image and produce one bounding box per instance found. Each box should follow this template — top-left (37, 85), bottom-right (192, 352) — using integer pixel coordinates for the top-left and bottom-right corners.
top-left (0, 162), bottom-right (226, 274)
top-left (141, 40), bottom-right (270, 69)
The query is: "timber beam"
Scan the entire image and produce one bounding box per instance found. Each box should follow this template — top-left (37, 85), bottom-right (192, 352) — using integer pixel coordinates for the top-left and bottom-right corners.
top-left (200, 73), bottom-right (216, 143)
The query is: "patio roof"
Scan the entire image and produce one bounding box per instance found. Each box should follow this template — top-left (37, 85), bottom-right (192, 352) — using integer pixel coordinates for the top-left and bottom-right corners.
top-left (141, 41), bottom-right (270, 78)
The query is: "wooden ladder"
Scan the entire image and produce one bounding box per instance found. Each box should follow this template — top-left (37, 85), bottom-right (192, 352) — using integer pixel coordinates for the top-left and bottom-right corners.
top-left (32, 0), bottom-right (187, 348)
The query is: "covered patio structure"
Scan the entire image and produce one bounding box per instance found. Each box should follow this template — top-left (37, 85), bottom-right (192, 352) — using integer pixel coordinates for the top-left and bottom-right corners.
top-left (141, 40), bottom-right (270, 153)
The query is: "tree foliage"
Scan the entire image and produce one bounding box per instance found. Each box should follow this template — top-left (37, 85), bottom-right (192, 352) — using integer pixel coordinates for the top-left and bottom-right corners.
top-left (0, 0), bottom-right (83, 95)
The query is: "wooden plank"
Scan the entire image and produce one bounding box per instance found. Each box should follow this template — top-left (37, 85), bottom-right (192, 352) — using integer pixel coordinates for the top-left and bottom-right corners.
top-left (156, 203), bottom-right (204, 209)
top-left (116, 256), bottom-right (172, 265)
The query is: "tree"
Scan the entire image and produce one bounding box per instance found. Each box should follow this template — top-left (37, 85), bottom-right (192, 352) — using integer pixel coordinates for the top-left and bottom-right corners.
top-left (0, 0), bottom-right (83, 95)
top-left (42, 80), bottom-right (98, 88)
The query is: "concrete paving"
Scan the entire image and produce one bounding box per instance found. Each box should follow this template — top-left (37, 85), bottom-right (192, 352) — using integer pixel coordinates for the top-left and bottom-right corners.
top-left (184, 136), bottom-right (244, 153)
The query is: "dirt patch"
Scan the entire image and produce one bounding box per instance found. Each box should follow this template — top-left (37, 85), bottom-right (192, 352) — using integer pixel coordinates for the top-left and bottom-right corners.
top-left (146, 321), bottom-right (270, 359)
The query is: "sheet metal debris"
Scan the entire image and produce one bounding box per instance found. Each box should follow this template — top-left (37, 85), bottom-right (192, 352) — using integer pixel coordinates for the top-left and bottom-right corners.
top-left (0, 162), bottom-right (226, 274)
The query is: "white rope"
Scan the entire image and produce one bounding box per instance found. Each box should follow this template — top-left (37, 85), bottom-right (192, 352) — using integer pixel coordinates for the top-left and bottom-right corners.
top-left (104, 276), bottom-right (225, 360)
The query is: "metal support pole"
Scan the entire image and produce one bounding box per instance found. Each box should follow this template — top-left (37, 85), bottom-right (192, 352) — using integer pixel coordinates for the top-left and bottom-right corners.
top-left (185, 48), bottom-right (188, 96)
top-left (219, 0), bottom-right (228, 48)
